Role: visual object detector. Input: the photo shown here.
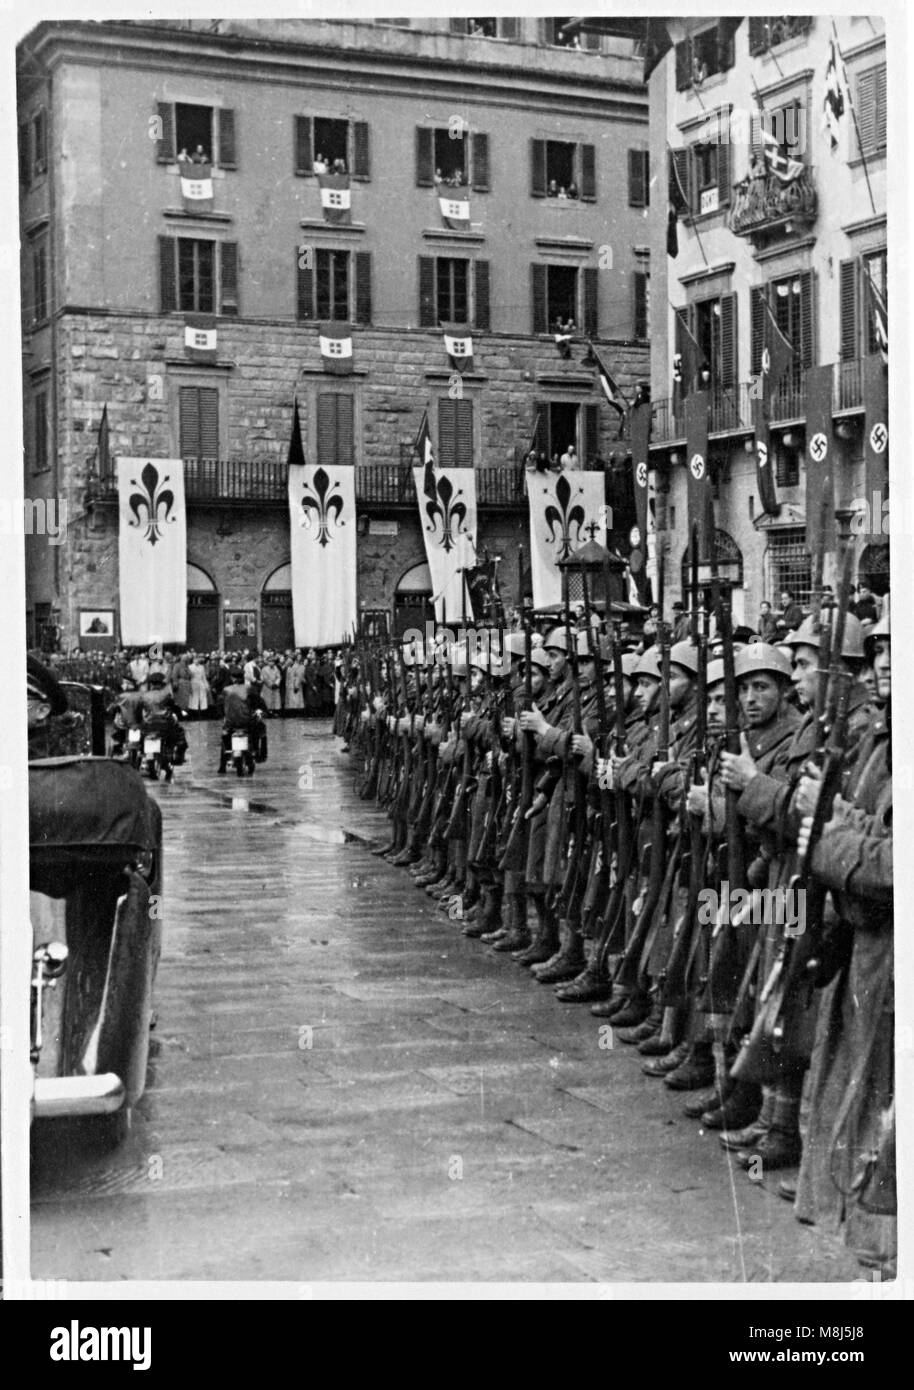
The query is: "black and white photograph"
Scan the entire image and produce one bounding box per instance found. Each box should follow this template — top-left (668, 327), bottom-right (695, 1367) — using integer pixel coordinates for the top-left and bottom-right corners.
top-left (0, 4), bottom-right (909, 1312)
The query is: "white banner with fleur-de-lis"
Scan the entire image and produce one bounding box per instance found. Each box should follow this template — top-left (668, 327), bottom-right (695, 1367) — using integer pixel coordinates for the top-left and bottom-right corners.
top-left (526, 470), bottom-right (606, 609)
top-left (118, 457), bottom-right (187, 645)
top-left (412, 466), bottom-right (478, 622)
top-left (288, 463), bottom-right (357, 648)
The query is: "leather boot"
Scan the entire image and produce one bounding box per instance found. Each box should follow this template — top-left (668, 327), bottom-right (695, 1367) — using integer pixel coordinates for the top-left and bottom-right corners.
top-left (426, 873), bottom-right (453, 896)
top-left (638, 1006), bottom-right (681, 1056)
top-left (534, 920), bottom-right (586, 985)
top-left (683, 1084), bottom-right (723, 1119)
top-left (736, 1128), bottom-right (802, 1172)
top-left (465, 886), bottom-right (500, 938)
top-left (719, 1087), bottom-right (774, 1151)
top-left (609, 993), bottom-right (651, 1028)
top-left (481, 927), bottom-right (509, 945)
top-left (665, 1038), bottom-right (715, 1091)
top-left (372, 834), bottom-right (399, 857)
top-left (513, 900), bottom-right (559, 966)
top-left (494, 895), bottom-right (530, 953)
top-left (642, 1038), bottom-right (690, 1077)
top-left (701, 1080), bottom-right (762, 1131)
top-left (616, 995), bottom-right (663, 1045)
top-left (553, 959), bottom-right (610, 1003)
top-left (589, 982), bottom-right (632, 1018)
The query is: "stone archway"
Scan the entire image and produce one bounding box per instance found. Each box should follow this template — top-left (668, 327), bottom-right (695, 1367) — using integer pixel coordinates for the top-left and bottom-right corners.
top-left (261, 561), bottom-right (294, 653)
top-left (186, 561), bottom-right (220, 653)
top-left (393, 559), bottom-right (433, 638)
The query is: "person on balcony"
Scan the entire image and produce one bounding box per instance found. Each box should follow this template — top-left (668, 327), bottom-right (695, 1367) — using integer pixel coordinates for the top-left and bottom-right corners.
top-left (560, 443), bottom-right (580, 471)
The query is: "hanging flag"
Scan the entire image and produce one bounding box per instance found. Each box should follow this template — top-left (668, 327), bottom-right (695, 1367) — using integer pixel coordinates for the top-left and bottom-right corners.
top-left (759, 298), bottom-right (795, 420)
top-left (823, 38), bottom-right (846, 150)
top-left (184, 314), bottom-right (217, 361)
top-left (317, 171), bottom-right (351, 225)
top-left (684, 391), bottom-right (714, 559)
top-left (287, 404), bottom-right (357, 647)
top-left (179, 159), bottom-right (214, 210)
top-left (751, 396), bottom-right (780, 518)
top-left (412, 462), bottom-right (478, 623)
top-left (863, 261), bottom-right (888, 364)
top-left (318, 321), bottom-right (353, 375)
top-left (673, 312), bottom-right (703, 407)
top-left (863, 352), bottom-right (889, 511)
top-left (584, 341), bottom-right (628, 433)
top-left (96, 404), bottom-right (111, 481)
top-left (442, 321), bottom-right (473, 372)
top-left (628, 399), bottom-right (652, 604)
top-left (436, 181), bottom-right (471, 231)
top-left (118, 457), bottom-right (187, 645)
top-left (667, 147), bottom-right (689, 259)
top-left (666, 206), bottom-right (679, 259)
top-left (526, 470), bottom-right (606, 609)
top-left (804, 364), bottom-right (836, 555)
top-left (760, 128), bottom-right (804, 183)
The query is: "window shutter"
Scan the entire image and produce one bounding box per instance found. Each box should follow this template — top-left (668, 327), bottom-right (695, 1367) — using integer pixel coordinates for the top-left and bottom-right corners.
top-left (799, 269), bottom-right (815, 369)
top-left (530, 139), bottom-right (547, 197)
top-left (156, 102), bottom-right (175, 163)
top-left (540, 20), bottom-right (555, 46)
top-left (418, 255), bottom-right (436, 327)
top-left (633, 271), bottom-right (648, 340)
top-left (455, 400), bottom-right (473, 467)
top-left (450, 19), bottom-right (468, 34)
top-left (354, 251), bottom-right (372, 325)
top-left (675, 40), bottom-right (692, 91)
top-left (531, 263), bottom-right (548, 335)
top-left (501, 18), bottom-right (519, 40)
top-left (438, 398), bottom-right (456, 468)
top-left (580, 143), bottom-right (596, 201)
top-left (748, 17), bottom-right (767, 54)
top-left (295, 115), bottom-right (313, 175)
top-left (317, 394), bottom-right (338, 468)
top-left (352, 121), bottom-right (370, 179)
top-left (534, 402), bottom-right (550, 462)
top-left (719, 292), bottom-right (737, 389)
top-left (159, 236), bottom-right (177, 312)
top-left (716, 18), bottom-right (736, 72)
top-left (839, 259), bottom-right (858, 361)
top-left (582, 266), bottom-right (599, 336)
top-left (716, 128), bottom-right (732, 206)
top-left (473, 260), bottom-right (490, 331)
top-left (336, 393), bottom-right (355, 466)
top-left (297, 249), bottom-right (314, 320)
top-left (18, 122), bottom-right (30, 184)
top-left (583, 403), bottom-right (599, 465)
top-left (218, 109), bottom-right (236, 168)
top-left (471, 132), bottom-right (489, 192)
top-left (628, 149), bottom-right (646, 207)
top-left (669, 147), bottom-right (690, 214)
top-left (220, 241), bottom-right (238, 315)
top-left (750, 286), bottom-right (766, 376)
top-left (856, 66), bottom-right (886, 151)
top-left (199, 387), bottom-right (219, 457)
top-left (179, 387), bottom-right (200, 456)
top-left (416, 126), bottom-right (434, 187)
top-left (875, 65), bottom-right (887, 148)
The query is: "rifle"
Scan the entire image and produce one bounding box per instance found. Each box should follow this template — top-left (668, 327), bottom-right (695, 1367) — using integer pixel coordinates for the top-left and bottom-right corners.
top-left (499, 557), bottom-right (535, 872)
top-left (551, 585), bottom-right (588, 922)
top-left (580, 568), bottom-right (612, 935)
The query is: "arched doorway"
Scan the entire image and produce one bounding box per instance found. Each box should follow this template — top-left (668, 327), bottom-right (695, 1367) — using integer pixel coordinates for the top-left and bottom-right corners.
top-left (186, 562), bottom-right (219, 652)
top-left (680, 529), bottom-right (745, 626)
top-left (393, 560), bottom-right (433, 638)
top-left (261, 561), bottom-right (294, 653)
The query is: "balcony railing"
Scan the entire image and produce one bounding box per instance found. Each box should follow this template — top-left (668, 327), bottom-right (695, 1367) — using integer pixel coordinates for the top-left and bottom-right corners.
top-left (729, 167), bottom-right (818, 239)
top-left (835, 358), bottom-right (864, 411)
top-left (649, 385), bottom-right (752, 444)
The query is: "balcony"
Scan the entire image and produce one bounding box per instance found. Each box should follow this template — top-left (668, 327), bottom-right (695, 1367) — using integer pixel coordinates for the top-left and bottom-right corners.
top-left (649, 385), bottom-right (752, 445)
top-left (86, 460), bottom-right (543, 509)
top-left (729, 168), bottom-right (818, 241)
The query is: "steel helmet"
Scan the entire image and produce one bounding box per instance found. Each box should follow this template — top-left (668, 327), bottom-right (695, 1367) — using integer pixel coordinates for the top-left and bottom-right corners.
top-left (621, 652), bottom-right (641, 678)
top-left (521, 648), bottom-right (551, 673)
top-left (575, 628), bottom-right (597, 659)
top-left (705, 658), bottom-right (725, 688)
top-left (780, 612), bottom-right (865, 660)
top-left (669, 640), bottom-right (699, 675)
top-left (542, 627), bottom-right (568, 653)
top-left (734, 642), bottom-right (793, 682)
top-left (634, 647), bottom-right (662, 680)
top-left (504, 632), bottom-right (527, 658)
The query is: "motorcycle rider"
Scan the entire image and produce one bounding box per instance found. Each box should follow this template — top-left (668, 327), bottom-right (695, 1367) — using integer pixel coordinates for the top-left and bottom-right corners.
top-left (217, 667), bottom-right (268, 773)
top-left (111, 674), bottom-right (145, 758)
top-left (139, 670), bottom-right (188, 766)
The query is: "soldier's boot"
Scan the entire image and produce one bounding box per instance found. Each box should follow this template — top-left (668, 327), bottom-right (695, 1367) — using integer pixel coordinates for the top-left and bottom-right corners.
top-left (719, 1085), bottom-right (775, 1151)
top-left (638, 1005), bottom-right (682, 1056)
top-left (465, 885), bottom-right (500, 939)
top-left (701, 1079), bottom-right (762, 1131)
top-left (684, 1084), bottom-right (725, 1119)
top-left (494, 893), bottom-right (531, 953)
top-left (414, 848), bottom-right (446, 887)
top-left (479, 888), bottom-right (506, 942)
top-left (642, 1038), bottom-right (690, 1078)
top-left (608, 992), bottom-right (651, 1028)
top-left (616, 994), bottom-right (664, 1045)
top-left (390, 824), bottom-right (422, 865)
top-left (513, 898), bottom-right (559, 966)
top-left (372, 826), bottom-right (400, 857)
top-left (589, 969), bottom-right (631, 1018)
top-left (736, 1087), bottom-right (802, 1171)
top-left (381, 822), bottom-right (407, 860)
top-left (553, 950), bottom-right (611, 1003)
top-left (534, 920), bottom-right (586, 985)
top-left (665, 1037), bottom-right (716, 1091)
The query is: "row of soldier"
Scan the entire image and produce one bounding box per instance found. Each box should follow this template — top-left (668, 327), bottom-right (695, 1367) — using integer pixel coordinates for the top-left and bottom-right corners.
top-left (337, 568), bottom-right (893, 1278)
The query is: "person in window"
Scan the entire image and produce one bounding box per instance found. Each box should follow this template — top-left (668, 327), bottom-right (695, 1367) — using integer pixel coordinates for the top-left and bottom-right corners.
top-left (567, 181), bottom-right (579, 200)
top-left (191, 144), bottom-right (209, 165)
top-left (851, 582), bottom-right (880, 624)
top-left (435, 166), bottom-right (444, 183)
top-left (560, 444), bottom-right (580, 471)
top-left (548, 179), bottom-right (559, 197)
top-left (557, 186), bottom-right (568, 200)
top-left (450, 168), bottom-right (464, 186)
top-left (313, 151), bottom-right (328, 174)
top-left (177, 147), bottom-right (190, 164)
top-left (757, 599), bottom-right (779, 643)
top-left (778, 588), bottom-right (803, 632)
top-left (333, 157), bottom-right (347, 175)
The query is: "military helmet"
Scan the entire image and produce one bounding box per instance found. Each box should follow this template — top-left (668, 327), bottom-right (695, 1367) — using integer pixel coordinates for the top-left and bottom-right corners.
top-left (575, 628), bottom-right (597, 659)
top-left (504, 632), bottom-right (527, 658)
top-left (522, 648), bottom-right (551, 673)
top-left (669, 640), bottom-right (699, 675)
top-left (634, 647), bottom-right (662, 680)
top-left (705, 658), bottom-right (726, 689)
top-left (780, 612), bottom-right (865, 660)
top-left (734, 642), bottom-right (793, 682)
top-left (866, 607), bottom-right (890, 641)
top-left (621, 652), bottom-right (641, 678)
top-left (542, 627), bottom-right (568, 653)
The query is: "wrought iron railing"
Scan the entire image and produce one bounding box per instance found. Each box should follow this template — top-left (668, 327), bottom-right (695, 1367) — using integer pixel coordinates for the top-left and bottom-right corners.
top-left (729, 167), bottom-right (817, 238)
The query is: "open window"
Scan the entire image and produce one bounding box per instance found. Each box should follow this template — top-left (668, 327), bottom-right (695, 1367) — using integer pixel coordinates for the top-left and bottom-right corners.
top-left (531, 139), bottom-right (595, 200)
top-left (415, 127), bottom-right (489, 191)
top-left (531, 263), bottom-right (598, 335)
top-left (156, 102), bottom-right (237, 168)
top-left (294, 116), bottom-right (371, 179)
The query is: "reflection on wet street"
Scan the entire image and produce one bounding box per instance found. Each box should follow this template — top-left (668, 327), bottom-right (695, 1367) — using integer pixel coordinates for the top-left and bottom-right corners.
top-left (31, 720), bottom-right (862, 1283)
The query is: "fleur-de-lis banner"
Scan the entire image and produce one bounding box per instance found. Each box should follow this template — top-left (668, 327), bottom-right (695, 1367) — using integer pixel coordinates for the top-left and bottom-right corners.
top-left (288, 460), bottom-right (357, 647)
top-left (526, 469), bottom-right (606, 608)
top-left (411, 465), bottom-right (478, 621)
top-left (117, 457), bottom-right (187, 644)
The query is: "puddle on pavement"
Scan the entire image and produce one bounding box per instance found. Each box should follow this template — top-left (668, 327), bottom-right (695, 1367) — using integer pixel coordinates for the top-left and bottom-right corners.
top-left (189, 782), bottom-right (369, 844)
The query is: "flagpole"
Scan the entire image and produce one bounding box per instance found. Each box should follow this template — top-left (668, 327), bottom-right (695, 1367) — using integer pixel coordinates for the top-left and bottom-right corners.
top-left (831, 19), bottom-right (877, 217)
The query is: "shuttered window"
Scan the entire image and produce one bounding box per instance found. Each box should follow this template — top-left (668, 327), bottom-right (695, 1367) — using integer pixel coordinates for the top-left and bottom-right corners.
top-left (531, 262), bottom-right (548, 334)
top-left (316, 393), bottom-right (355, 468)
top-left (752, 273), bottom-right (816, 381)
top-left (178, 239), bottom-right (215, 312)
top-left (416, 126), bottom-right (435, 187)
top-left (354, 251), bottom-right (372, 325)
top-left (297, 248), bottom-right (314, 320)
top-left (18, 122), bottom-right (31, 184)
top-left (628, 149), bottom-right (649, 208)
top-left (856, 64), bottom-right (887, 152)
top-left (154, 104), bottom-right (238, 167)
top-left (34, 390), bottom-right (49, 471)
top-left (582, 266), bottom-right (599, 335)
top-left (295, 116), bottom-right (313, 175)
top-left (160, 238), bottom-right (237, 313)
top-left (839, 259), bottom-right (858, 361)
top-left (471, 132), bottom-right (490, 192)
top-left (863, 249), bottom-right (887, 355)
top-left (633, 271), bottom-right (650, 341)
top-left (295, 117), bottom-right (371, 178)
top-left (32, 240), bottom-right (48, 323)
top-left (33, 108), bottom-right (48, 175)
top-left (352, 121), bottom-right (371, 179)
top-left (532, 139), bottom-right (595, 199)
top-left (437, 398), bottom-right (474, 468)
top-left (316, 249), bottom-right (350, 320)
top-left (669, 147), bottom-right (690, 214)
top-left (418, 257), bottom-right (484, 326)
top-left (417, 126), bottom-right (488, 188)
top-left (718, 291), bottom-right (737, 389)
top-left (220, 241), bottom-right (238, 315)
top-left (179, 386), bottom-right (220, 458)
top-left (474, 260), bottom-right (490, 331)
top-left (436, 259), bottom-right (469, 323)
top-left (218, 108), bottom-right (237, 167)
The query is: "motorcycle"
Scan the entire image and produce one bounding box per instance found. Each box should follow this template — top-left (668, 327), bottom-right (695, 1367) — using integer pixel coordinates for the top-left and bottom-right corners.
top-left (29, 756), bottom-right (164, 1149)
top-left (141, 714), bottom-right (175, 782)
top-left (230, 728), bottom-right (256, 777)
top-left (124, 724), bottom-right (143, 769)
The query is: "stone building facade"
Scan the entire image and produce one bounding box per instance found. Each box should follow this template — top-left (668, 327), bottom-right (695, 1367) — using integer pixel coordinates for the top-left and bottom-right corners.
top-left (17, 17), bottom-right (651, 651)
